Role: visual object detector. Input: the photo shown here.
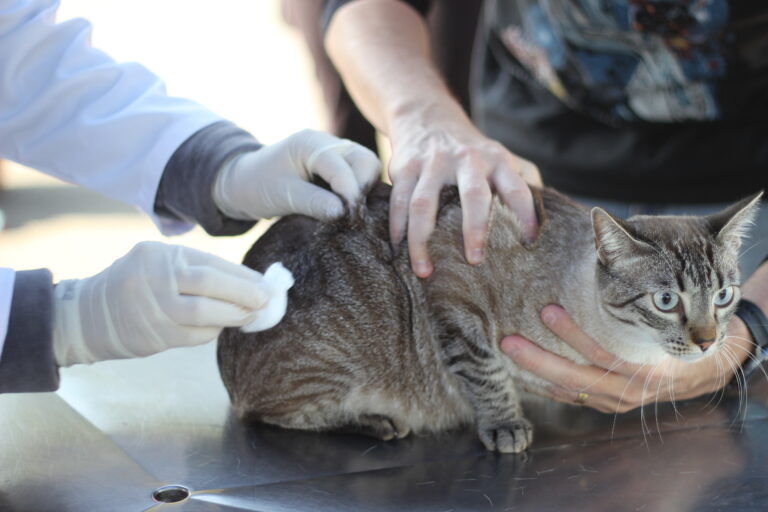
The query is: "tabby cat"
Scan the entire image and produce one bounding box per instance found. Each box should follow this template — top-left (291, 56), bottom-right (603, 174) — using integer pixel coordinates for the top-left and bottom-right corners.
top-left (217, 183), bottom-right (760, 453)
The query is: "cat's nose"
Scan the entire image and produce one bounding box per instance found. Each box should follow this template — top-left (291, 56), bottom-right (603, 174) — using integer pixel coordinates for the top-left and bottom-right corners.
top-left (691, 327), bottom-right (717, 352)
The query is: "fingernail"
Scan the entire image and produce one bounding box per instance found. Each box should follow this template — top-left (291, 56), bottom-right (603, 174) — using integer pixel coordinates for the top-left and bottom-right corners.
top-left (501, 336), bottom-right (525, 357)
top-left (414, 260), bottom-right (432, 277)
top-left (523, 231), bottom-right (537, 247)
top-left (326, 202), bottom-right (344, 218)
top-left (468, 248), bottom-right (485, 265)
top-left (541, 308), bottom-right (558, 327)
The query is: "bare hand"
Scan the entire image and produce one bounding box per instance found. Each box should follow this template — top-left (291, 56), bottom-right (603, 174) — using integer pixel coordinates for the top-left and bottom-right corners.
top-left (500, 305), bottom-right (755, 413)
top-left (388, 109), bottom-right (541, 277)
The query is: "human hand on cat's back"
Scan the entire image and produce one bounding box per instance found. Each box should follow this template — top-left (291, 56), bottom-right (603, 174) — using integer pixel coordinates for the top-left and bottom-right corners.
top-left (387, 106), bottom-right (541, 277)
top-left (52, 241), bottom-right (287, 367)
top-left (213, 129), bottom-right (380, 221)
top-left (501, 305), bottom-right (753, 413)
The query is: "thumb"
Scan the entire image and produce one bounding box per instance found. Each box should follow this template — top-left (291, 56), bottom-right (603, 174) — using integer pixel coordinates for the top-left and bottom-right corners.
top-left (286, 180), bottom-right (345, 220)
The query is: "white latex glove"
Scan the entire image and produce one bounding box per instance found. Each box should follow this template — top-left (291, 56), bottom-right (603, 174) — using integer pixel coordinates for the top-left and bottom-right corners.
top-left (52, 241), bottom-right (293, 366)
top-left (212, 129), bottom-right (381, 220)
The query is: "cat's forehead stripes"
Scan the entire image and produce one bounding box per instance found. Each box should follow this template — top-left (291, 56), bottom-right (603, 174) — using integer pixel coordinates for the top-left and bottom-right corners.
top-left (661, 235), bottom-right (719, 290)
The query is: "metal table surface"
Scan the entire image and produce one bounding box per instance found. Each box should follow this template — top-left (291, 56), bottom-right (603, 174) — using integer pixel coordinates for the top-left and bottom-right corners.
top-left (2, 342), bottom-right (768, 512)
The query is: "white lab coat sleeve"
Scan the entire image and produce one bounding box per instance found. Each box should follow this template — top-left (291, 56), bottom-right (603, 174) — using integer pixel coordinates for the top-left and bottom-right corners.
top-left (0, 0), bottom-right (224, 235)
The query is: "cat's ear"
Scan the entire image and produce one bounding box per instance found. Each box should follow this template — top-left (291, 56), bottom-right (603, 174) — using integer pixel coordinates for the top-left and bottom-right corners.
top-left (591, 207), bottom-right (652, 266)
top-left (706, 191), bottom-right (763, 253)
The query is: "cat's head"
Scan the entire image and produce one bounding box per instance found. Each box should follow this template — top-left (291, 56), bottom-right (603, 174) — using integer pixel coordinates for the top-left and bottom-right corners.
top-left (591, 193), bottom-right (762, 362)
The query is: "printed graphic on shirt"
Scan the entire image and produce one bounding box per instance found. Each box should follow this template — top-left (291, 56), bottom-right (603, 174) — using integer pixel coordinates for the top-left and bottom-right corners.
top-left (497, 0), bottom-right (730, 122)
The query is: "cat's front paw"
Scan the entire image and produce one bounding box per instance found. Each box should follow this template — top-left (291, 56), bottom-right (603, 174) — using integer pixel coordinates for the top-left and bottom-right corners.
top-left (478, 418), bottom-right (533, 453)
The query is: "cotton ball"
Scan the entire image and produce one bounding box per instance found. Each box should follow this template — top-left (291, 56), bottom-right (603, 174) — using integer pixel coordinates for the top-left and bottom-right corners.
top-left (240, 262), bottom-right (295, 332)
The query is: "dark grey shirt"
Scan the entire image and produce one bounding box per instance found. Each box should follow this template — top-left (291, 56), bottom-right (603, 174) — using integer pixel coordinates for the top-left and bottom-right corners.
top-left (325, 0), bottom-right (768, 202)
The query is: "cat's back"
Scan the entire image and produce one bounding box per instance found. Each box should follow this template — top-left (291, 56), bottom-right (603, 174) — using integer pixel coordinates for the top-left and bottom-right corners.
top-left (217, 183), bottom-right (468, 429)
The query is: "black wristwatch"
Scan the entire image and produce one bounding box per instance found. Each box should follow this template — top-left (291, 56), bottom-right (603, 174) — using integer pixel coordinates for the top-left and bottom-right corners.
top-left (734, 298), bottom-right (768, 379)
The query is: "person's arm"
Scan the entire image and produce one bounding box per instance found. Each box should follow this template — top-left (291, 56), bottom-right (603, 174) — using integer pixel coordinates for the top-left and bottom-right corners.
top-left (0, 242), bottom-right (296, 394)
top-left (0, 0), bottom-right (221, 235)
top-left (0, 269), bottom-right (58, 393)
top-left (501, 260), bottom-right (768, 413)
top-left (325, 0), bottom-right (540, 277)
top-left (0, 0), bottom-right (381, 237)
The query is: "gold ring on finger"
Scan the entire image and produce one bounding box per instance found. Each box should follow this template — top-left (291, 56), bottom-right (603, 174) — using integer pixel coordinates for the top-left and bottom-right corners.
top-left (574, 392), bottom-right (589, 406)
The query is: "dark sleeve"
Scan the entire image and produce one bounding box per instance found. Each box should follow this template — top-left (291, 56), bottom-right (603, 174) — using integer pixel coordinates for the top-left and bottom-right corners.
top-left (321, 0), bottom-right (432, 34)
top-left (0, 269), bottom-right (57, 393)
top-left (153, 121), bottom-right (263, 236)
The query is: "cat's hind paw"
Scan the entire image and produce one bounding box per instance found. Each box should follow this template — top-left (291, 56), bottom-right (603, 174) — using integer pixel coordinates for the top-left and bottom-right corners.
top-left (478, 418), bottom-right (533, 453)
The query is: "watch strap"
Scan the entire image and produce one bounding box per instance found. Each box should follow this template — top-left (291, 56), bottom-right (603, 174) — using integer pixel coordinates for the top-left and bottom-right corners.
top-left (734, 298), bottom-right (768, 380)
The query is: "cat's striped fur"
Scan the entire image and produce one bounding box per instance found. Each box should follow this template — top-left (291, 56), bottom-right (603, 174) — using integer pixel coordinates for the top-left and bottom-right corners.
top-left (217, 183), bottom-right (760, 453)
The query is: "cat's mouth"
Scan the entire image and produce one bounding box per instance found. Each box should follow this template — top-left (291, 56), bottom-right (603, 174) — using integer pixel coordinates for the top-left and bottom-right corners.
top-left (665, 342), bottom-right (721, 362)
top-left (673, 351), bottom-right (709, 362)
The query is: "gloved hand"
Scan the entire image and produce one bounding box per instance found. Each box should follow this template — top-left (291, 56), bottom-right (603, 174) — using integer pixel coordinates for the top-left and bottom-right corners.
top-left (212, 129), bottom-right (381, 220)
top-left (52, 241), bottom-right (293, 367)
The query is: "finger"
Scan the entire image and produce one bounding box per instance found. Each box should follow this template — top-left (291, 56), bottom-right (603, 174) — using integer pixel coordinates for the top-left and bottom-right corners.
top-left (501, 335), bottom-right (629, 394)
top-left (407, 175), bottom-right (444, 277)
top-left (178, 326), bottom-right (224, 347)
top-left (281, 180), bottom-right (345, 219)
top-left (543, 385), bottom-right (621, 414)
top-left (173, 245), bottom-right (264, 284)
top-left (515, 156), bottom-right (542, 187)
top-left (388, 169), bottom-right (418, 256)
top-left (166, 295), bottom-right (258, 328)
top-left (176, 266), bottom-right (268, 311)
top-left (307, 148), bottom-right (361, 205)
top-left (491, 166), bottom-right (538, 244)
top-left (456, 170), bottom-right (492, 265)
top-left (540, 305), bottom-right (636, 374)
top-left (342, 144), bottom-right (381, 192)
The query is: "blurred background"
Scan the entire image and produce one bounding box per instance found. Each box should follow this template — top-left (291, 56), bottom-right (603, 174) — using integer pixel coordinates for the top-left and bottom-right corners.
top-left (0, 0), bottom-right (328, 279)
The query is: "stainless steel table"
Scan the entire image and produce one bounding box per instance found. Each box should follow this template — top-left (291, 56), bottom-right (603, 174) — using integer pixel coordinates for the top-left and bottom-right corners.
top-left (2, 342), bottom-right (767, 511)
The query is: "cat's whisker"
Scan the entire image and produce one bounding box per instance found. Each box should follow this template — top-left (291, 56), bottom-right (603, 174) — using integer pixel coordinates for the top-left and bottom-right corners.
top-left (709, 352), bottom-right (733, 413)
top-left (611, 364), bottom-right (648, 443)
top-left (723, 336), bottom-right (768, 425)
top-left (712, 333), bottom-right (768, 426)
top-left (728, 354), bottom-right (750, 429)
top-left (729, 358), bottom-right (750, 429)
top-left (653, 363), bottom-right (666, 442)
top-left (639, 365), bottom-right (661, 446)
top-left (666, 364), bottom-right (684, 422)
top-left (718, 346), bottom-right (748, 429)
top-left (723, 335), bottom-right (768, 384)
top-left (700, 352), bottom-right (728, 412)
top-left (580, 358), bottom-right (627, 394)
top-left (734, 238), bottom-right (763, 260)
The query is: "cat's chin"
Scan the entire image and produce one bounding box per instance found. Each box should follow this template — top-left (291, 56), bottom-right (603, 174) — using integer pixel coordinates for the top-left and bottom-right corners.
top-left (604, 339), bottom-right (669, 365)
top-left (671, 351), bottom-right (713, 363)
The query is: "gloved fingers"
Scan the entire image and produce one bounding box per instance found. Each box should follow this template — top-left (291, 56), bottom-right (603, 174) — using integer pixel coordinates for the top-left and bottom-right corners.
top-left (283, 179), bottom-right (346, 220)
top-left (306, 144), bottom-right (362, 206)
top-left (176, 266), bottom-right (268, 311)
top-left (177, 326), bottom-right (224, 347)
top-left (165, 295), bottom-right (258, 328)
top-left (173, 245), bottom-right (265, 286)
top-left (341, 144), bottom-right (381, 193)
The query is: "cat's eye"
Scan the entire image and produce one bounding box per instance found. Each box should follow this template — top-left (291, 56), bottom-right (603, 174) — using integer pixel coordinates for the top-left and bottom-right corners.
top-left (652, 291), bottom-right (679, 312)
top-left (714, 286), bottom-right (735, 307)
